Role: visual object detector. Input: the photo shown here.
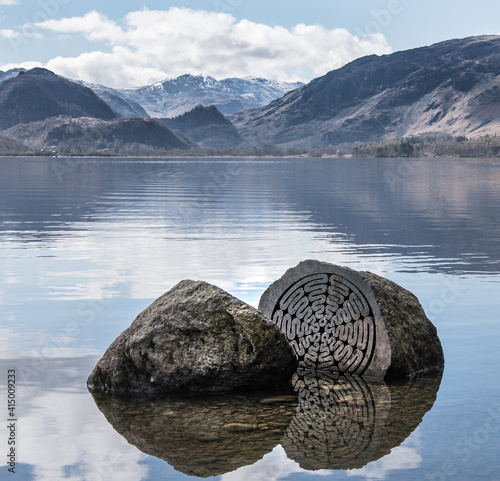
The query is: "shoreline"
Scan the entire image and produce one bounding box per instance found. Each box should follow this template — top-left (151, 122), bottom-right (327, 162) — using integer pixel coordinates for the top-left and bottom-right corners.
top-left (1, 153), bottom-right (500, 160)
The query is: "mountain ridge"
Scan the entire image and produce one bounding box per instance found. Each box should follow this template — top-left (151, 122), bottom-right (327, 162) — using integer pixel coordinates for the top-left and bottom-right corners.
top-left (0, 68), bottom-right (119, 130)
top-left (232, 35), bottom-right (500, 148)
top-left (0, 68), bottom-right (26, 83)
top-left (161, 105), bottom-right (242, 148)
top-left (3, 116), bottom-right (195, 154)
top-left (76, 81), bottom-right (149, 118)
top-left (118, 74), bottom-right (304, 118)
top-left (0, 69), bottom-right (302, 121)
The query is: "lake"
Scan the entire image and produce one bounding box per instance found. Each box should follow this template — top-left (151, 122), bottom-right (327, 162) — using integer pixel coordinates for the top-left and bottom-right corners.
top-left (1, 156), bottom-right (499, 481)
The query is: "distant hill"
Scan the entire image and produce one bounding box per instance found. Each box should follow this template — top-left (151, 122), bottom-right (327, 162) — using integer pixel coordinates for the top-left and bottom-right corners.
top-left (0, 134), bottom-right (30, 154)
top-left (0, 68), bottom-right (119, 130)
top-left (4, 116), bottom-right (195, 154)
top-left (119, 74), bottom-right (304, 118)
top-left (232, 35), bottom-right (500, 148)
top-left (161, 105), bottom-right (242, 148)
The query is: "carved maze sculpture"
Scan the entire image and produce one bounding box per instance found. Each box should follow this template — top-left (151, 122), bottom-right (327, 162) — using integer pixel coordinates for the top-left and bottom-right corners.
top-left (270, 273), bottom-right (376, 374)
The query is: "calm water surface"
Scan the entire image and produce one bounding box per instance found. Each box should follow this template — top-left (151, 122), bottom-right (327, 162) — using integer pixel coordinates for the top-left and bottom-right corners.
top-left (0, 156), bottom-right (499, 480)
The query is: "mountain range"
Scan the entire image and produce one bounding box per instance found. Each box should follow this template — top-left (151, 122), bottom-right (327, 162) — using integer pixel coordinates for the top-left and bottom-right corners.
top-left (117, 75), bottom-right (304, 118)
top-left (1, 35), bottom-right (500, 155)
top-left (0, 69), bottom-right (303, 119)
top-left (77, 75), bottom-right (303, 119)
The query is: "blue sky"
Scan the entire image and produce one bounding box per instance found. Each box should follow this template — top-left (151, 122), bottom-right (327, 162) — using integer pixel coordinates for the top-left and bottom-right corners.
top-left (0, 0), bottom-right (499, 87)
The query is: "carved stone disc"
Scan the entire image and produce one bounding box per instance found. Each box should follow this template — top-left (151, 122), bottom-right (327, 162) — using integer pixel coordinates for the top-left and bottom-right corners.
top-left (259, 260), bottom-right (391, 379)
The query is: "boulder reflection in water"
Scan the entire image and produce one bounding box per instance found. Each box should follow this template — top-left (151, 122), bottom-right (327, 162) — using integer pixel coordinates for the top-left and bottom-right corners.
top-left (90, 390), bottom-right (298, 478)
top-left (90, 369), bottom-right (442, 477)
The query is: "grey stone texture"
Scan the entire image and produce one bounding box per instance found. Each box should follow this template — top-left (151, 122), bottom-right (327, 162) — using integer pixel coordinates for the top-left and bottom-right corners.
top-left (359, 270), bottom-right (445, 380)
top-left (259, 260), bottom-right (444, 380)
top-left (87, 280), bottom-right (298, 394)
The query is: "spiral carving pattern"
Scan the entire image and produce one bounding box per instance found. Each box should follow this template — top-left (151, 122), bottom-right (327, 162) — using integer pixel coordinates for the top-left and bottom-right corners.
top-left (271, 273), bottom-right (375, 375)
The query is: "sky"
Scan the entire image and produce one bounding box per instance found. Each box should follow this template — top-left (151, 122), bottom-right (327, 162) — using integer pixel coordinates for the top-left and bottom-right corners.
top-left (0, 0), bottom-right (499, 88)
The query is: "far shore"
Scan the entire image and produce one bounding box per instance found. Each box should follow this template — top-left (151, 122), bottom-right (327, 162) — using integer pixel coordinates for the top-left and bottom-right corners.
top-left (1, 152), bottom-right (500, 160)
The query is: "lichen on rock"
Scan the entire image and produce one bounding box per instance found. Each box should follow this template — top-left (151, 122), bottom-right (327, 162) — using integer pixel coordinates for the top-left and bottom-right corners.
top-left (87, 280), bottom-right (298, 394)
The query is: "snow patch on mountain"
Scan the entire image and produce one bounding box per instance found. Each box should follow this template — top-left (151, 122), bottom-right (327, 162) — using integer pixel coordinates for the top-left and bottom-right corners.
top-left (118, 74), bottom-right (304, 118)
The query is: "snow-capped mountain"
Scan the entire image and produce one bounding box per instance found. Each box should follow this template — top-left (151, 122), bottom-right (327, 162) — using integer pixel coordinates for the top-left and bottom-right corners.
top-left (0, 68), bottom-right (26, 83)
top-left (2, 69), bottom-right (303, 119)
top-left (118, 74), bottom-right (304, 118)
top-left (77, 80), bottom-right (149, 118)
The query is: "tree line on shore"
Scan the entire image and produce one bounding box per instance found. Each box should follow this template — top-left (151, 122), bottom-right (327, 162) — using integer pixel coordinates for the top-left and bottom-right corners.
top-left (352, 135), bottom-right (500, 158)
top-left (2, 133), bottom-right (500, 158)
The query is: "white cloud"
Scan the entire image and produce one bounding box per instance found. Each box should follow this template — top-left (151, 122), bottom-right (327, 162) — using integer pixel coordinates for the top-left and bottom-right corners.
top-left (220, 434), bottom-right (422, 481)
top-left (17, 368), bottom-right (149, 481)
top-left (347, 441), bottom-right (422, 480)
top-left (0, 0), bottom-right (19, 5)
top-left (27, 7), bottom-right (391, 88)
top-left (0, 60), bottom-right (43, 71)
top-left (0, 28), bottom-right (19, 39)
top-left (221, 445), bottom-right (333, 481)
top-left (37, 10), bottom-right (127, 44)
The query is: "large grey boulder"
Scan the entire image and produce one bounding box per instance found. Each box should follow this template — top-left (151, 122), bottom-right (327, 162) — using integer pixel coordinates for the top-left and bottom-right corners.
top-left (259, 260), bottom-right (444, 380)
top-left (359, 270), bottom-right (444, 380)
top-left (88, 280), bottom-right (298, 394)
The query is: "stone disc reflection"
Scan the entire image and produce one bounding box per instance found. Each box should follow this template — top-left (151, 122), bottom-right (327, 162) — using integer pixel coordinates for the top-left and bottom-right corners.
top-left (281, 369), bottom-right (443, 471)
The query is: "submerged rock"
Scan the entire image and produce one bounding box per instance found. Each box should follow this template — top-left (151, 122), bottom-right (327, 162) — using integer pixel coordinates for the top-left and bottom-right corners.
top-left (87, 280), bottom-right (298, 394)
top-left (259, 260), bottom-right (444, 380)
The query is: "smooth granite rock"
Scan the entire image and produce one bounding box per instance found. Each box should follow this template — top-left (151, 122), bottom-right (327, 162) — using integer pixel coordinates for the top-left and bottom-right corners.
top-left (259, 260), bottom-right (444, 380)
top-left (87, 280), bottom-right (298, 394)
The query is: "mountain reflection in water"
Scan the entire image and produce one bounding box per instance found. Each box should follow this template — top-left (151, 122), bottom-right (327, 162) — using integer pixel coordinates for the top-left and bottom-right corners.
top-left (91, 369), bottom-right (442, 477)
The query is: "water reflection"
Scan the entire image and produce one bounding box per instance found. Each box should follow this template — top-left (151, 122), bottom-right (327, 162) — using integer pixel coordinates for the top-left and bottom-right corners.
top-left (283, 370), bottom-right (442, 471)
top-left (91, 369), bottom-right (442, 477)
top-left (1, 157), bottom-right (497, 480)
top-left (0, 356), bottom-right (149, 481)
top-left (91, 391), bottom-right (298, 477)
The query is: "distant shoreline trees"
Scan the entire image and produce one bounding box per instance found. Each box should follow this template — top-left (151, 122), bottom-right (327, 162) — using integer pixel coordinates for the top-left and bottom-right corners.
top-left (352, 135), bottom-right (500, 158)
top-left (2, 133), bottom-right (500, 158)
